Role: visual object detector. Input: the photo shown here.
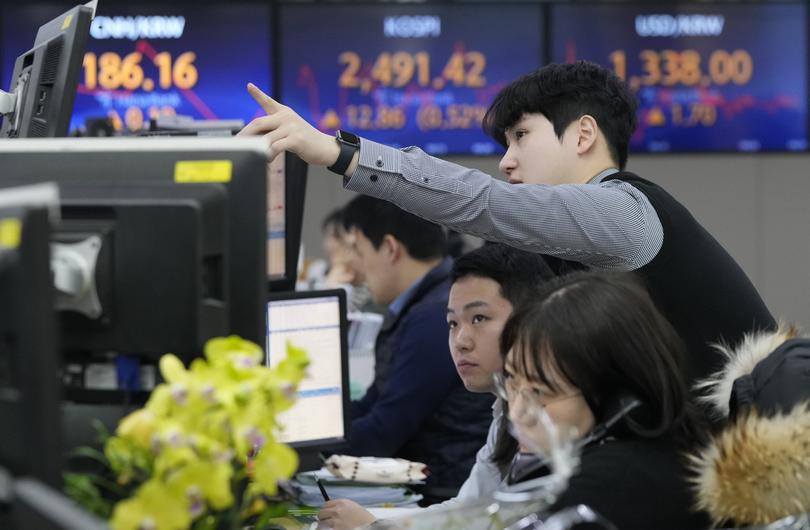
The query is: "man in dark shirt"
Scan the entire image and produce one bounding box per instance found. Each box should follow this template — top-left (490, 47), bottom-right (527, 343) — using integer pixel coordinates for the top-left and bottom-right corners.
top-left (238, 61), bottom-right (776, 384)
top-left (341, 195), bottom-right (493, 499)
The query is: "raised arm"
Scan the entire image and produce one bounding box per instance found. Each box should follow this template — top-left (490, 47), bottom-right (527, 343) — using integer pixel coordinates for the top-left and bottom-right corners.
top-left (239, 84), bottom-right (662, 271)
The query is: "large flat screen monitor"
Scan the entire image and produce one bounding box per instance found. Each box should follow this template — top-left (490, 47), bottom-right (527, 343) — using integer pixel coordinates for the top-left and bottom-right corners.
top-left (2, 2), bottom-right (272, 136)
top-left (550, 2), bottom-right (808, 152)
top-left (265, 289), bottom-right (350, 469)
top-left (280, 3), bottom-right (544, 156)
top-left (1, 2), bottom-right (93, 137)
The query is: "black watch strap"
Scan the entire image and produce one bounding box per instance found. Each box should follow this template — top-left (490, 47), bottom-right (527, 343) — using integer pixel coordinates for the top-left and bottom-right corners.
top-left (328, 130), bottom-right (360, 175)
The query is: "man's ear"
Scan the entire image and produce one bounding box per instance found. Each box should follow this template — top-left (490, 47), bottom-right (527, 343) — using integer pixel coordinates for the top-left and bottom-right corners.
top-left (381, 234), bottom-right (401, 264)
top-left (575, 114), bottom-right (598, 155)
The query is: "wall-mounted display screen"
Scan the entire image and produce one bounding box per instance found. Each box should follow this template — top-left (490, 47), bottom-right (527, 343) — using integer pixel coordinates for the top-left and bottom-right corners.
top-left (280, 4), bottom-right (543, 156)
top-left (4, 2), bottom-right (807, 154)
top-left (551, 3), bottom-right (808, 152)
top-left (2, 3), bottom-right (272, 134)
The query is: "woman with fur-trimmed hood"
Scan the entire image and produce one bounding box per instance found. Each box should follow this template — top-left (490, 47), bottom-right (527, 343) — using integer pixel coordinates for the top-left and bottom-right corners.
top-left (690, 325), bottom-right (810, 527)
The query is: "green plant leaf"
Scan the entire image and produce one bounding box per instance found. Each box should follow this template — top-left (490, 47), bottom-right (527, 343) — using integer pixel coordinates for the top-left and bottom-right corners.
top-left (69, 446), bottom-right (110, 466)
top-left (63, 472), bottom-right (113, 518)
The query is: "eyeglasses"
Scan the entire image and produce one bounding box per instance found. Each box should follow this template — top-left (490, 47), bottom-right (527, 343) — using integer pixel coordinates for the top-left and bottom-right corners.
top-left (492, 372), bottom-right (582, 424)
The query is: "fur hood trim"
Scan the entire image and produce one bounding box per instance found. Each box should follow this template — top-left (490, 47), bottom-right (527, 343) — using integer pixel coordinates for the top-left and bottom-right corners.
top-left (694, 325), bottom-right (799, 419)
top-left (689, 403), bottom-right (810, 527)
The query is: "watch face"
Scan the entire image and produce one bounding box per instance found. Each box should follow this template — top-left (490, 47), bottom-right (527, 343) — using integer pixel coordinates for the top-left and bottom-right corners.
top-left (337, 130), bottom-right (360, 147)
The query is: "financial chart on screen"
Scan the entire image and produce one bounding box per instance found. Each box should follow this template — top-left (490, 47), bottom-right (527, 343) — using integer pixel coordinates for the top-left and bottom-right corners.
top-left (551, 3), bottom-right (808, 152)
top-left (280, 4), bottom-right (543, 156)
top-left (266, 293), bottom-right (346, 445)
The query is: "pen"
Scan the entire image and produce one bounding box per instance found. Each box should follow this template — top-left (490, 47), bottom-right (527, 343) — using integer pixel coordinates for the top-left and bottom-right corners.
top-left (315, 476), bottom-right (330, 501)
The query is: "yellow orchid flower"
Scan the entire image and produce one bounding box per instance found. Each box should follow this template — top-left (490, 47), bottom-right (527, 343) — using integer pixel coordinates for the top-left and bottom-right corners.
top-left (159, 354), bottom-right (188, 384)
top-left (251, 441), bottom-right (298, 496)
top-left (95, 336), bottom-right (309, 530)
top-left (110, 479), bottom-right (190, 530)
top-left (116, 409), bottom-right (157, 450)
top-left (185, 432), bottom-right (229, 460)
top-left (228, 395), bottom-right (279, 462)
top-left (279, 342), bottom-right (310, 379)
top-left (204, 336), bottom-right (264, 375)
top-left (153, 445), bottom-right (197, 478)
top-left (144, 384), bottom-right (174, 418)
top-left (167, 460), bottom-right (234, 511)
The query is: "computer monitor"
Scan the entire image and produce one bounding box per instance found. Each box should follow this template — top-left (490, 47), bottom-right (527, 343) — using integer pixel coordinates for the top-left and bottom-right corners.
top-left (0, 137), bottom-right (269, 352)
top-left (0, 2), bottom-right (94, 138)
top-left (53, 181), bottom-right (228, 363)
top-left (0, 199), bottom-right (62, 488)
top-left (265, 289), bottom-right (351, 470)
top-left (0, 181), bottom-right (229, 410)
top-left (267, 152), bottom-right (308, 292)
top-left (0, 186), bottom-right (109, 529)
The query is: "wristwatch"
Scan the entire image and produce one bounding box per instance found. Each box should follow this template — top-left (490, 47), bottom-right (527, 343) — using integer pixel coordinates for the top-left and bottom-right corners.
top-left (327, 130), bottom-right (361, 175)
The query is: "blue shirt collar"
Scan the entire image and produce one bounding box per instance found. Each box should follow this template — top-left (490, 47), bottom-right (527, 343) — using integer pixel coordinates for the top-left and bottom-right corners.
top-left (388, 271), bottom-right (428, 317)
top-left (387, 258), bottom-right (452, 317)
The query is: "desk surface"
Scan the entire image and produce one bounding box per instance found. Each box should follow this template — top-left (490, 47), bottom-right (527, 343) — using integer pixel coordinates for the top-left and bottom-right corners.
top-left (267, 506), bottom-right (421, 530)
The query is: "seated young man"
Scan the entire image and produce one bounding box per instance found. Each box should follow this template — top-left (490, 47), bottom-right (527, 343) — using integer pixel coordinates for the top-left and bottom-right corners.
top-left (319, 244), bottom-right (555, 530)
top-left (341, 195), bottom-right (493, 501)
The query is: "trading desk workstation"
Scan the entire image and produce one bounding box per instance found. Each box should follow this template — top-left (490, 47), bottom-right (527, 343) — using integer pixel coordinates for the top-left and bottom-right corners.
top-left (5, 1), bottom-right (810, 529)
top-left (0, 3), bottom-right (356, 528)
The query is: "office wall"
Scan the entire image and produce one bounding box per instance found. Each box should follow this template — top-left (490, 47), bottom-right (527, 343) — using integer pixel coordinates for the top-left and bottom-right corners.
top-left (302, 154), bottom-right (810, 327)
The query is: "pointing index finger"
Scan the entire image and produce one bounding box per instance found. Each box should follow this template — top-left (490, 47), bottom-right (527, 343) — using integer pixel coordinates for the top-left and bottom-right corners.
top-left (247, 83), bottom-right (281, 114)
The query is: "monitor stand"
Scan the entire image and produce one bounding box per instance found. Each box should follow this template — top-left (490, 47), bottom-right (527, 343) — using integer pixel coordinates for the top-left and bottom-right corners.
top-left (297, 449), bottom-right (328, 473)
top-left (0, 82), bottom-right (24, 136)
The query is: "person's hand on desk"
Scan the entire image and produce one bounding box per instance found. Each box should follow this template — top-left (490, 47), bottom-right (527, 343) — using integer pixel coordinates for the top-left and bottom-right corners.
top-left (238, 83), bottom-right (353, 174)
top-left (318, 499), bottom-right (376, 530)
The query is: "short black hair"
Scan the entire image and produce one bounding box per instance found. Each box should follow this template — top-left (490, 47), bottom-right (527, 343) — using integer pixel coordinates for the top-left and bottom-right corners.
top-left (451, 243), bottom-right (555, 308)
top-left (342, 195), bottom-right (446, 261)
top-left (483, 61), bottom-right (638, 169)
top-left (501, 270), bottom-right (705, 446)
top-left (321, 207), bottom-right (345, 237)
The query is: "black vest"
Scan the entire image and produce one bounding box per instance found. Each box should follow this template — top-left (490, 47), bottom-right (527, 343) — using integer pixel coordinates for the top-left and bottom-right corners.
top-left (545, 172), bottom-right (776, 384)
